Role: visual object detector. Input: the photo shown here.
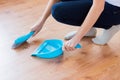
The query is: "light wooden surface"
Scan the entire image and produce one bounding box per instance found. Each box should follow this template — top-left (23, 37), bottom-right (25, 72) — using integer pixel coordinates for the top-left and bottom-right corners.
top-left (0, 0), bottom-right (120, 80)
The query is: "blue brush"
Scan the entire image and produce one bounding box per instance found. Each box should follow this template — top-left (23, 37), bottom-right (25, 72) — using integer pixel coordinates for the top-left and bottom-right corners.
top-left (31, 39), bottom-right (82, 59)
top-left (12, 31), bottom-right (34, 49)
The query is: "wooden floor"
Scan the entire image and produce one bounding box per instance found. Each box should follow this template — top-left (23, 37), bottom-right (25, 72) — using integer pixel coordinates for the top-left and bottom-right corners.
top-left (0, 0), bottom-right (120, 80)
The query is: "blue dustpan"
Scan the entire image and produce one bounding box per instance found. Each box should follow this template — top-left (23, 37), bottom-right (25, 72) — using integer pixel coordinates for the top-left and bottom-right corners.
top-left (12, 31), bottom-right (34, 49)
top-left (31, 39), bottom-right (81, 59)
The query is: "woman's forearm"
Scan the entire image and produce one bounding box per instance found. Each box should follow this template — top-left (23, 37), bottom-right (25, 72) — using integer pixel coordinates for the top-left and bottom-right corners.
top-left (31, 0), bottom-right (60, 36)
top-left (75, 0), bottom-right (105, 40)
top-left (40, 0), bottom-right (60, 23)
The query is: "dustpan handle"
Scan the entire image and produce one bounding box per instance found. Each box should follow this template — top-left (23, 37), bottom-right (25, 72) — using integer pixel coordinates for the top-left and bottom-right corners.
top-left (75, 44), bottom-right (81, 48)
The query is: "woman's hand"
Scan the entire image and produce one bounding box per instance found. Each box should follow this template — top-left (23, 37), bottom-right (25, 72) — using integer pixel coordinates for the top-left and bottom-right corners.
top-left (63, 0), bottom-right (105, 52)
top-left (31, 0), bottom-right (60, 36)
top-left (64, 35), bottom-right (80, 51)
top-left (31, 20), bottom-right (44, 36)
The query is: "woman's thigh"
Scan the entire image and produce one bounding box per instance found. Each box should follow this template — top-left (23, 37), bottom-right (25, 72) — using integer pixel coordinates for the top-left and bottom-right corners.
top-left (52, 0), bottom-right (120, 29)
top-left (94, 2), bottom-right (120, 29)
top-left (52, 0), bottom-right (92, 26)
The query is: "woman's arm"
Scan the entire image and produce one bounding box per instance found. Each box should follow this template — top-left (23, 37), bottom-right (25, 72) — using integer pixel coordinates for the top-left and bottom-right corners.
top-left (75, 0), bottom-right (105, 40)
top-left (40, 0), bottom-right (60, 23)
top-left (64, 0), bottom-right (105, 51)
top-left (31, 0), bottom-right (60, 36)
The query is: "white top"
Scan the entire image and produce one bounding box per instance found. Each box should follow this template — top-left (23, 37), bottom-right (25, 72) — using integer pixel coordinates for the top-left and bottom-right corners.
top-left (106, 0), bottom-right (120, 7)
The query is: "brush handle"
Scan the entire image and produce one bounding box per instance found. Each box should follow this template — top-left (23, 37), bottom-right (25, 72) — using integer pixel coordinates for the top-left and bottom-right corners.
top-left (26, 31), bottom-right (34, 38)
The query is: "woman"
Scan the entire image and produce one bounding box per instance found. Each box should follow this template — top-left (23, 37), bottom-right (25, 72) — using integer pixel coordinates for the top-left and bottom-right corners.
top-left (31, 0), bottom-right (120, 51)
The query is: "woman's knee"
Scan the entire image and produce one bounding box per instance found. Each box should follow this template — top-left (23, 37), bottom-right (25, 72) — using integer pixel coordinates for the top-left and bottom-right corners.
top-left (51, 2), bottom-right (65, 22)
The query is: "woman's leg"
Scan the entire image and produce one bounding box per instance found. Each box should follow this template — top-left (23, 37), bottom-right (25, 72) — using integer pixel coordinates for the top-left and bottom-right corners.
top-left (92, 25), bottom-right (120, 45)
top-left (64, 28), bottom-right (97, 40)
top-left (52, 0), bottom-right (120, 29)
top-left (51, 0), bottom-right (120, 44)
top-left (92, 3), bottom-right (120, 45)
top-left (94, 2), bottom-right (120, 29)
top-left (51, 0), bottom-right (92, 26)
top-left (52, 0), bottom-right (97, 40)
